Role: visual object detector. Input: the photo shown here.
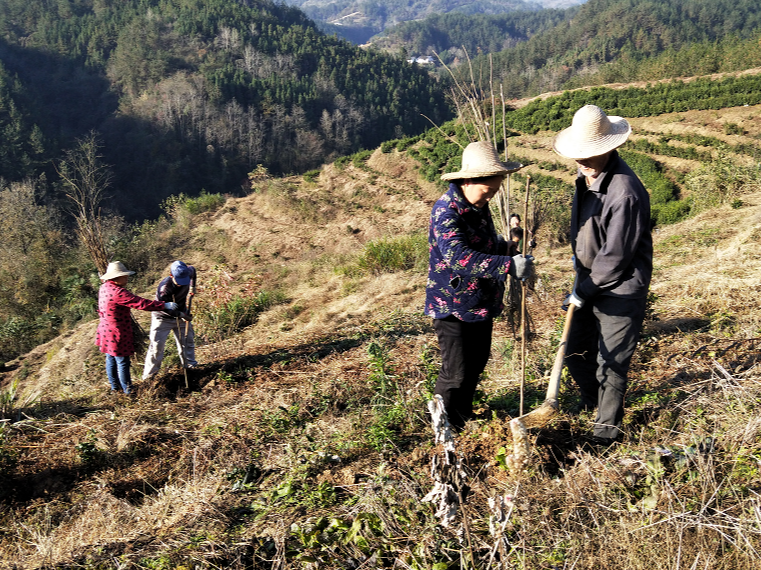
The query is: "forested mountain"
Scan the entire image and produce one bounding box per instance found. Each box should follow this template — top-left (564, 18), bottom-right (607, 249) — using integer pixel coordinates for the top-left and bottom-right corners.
top-left (465, 0), bottom-right (761, 98)
top-left (282, 0), bottom-right (585, 44)
top-left (369, 9), bottom-right (575, 64)
top-left (0, 0), bottom-right (450, 218)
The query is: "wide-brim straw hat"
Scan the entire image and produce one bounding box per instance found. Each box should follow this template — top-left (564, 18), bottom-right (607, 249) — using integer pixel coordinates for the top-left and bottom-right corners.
top-left (553, 105), bottom-right (631, 160)
top-left (441, 141), bottom-right (523, 181)
top-left (100, 261), bottom-right (135, 281)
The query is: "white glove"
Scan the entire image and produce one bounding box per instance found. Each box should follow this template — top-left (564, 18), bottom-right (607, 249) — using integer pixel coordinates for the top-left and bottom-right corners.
top-left (568, 291), bottom-right (584, 308)
top-left (164, 302), bottom-right (179, 311)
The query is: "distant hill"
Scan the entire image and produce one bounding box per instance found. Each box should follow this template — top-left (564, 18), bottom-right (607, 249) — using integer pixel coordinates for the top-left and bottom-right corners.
top-left (368, 9), bottom-right (575, 64)
top-left (468, 0), bottom-right (761, 98)
top-left (282, 0), bottom-right (586, 44)
top-left (0, 0), bottom-right (450, 219)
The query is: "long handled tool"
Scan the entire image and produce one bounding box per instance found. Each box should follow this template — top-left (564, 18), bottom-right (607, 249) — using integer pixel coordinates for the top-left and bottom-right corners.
top-left (518, 176), bottom-right (530, 416)
top-left (508, 303), bottom-right (576, 469)
top-left (174, 295), bottom-right (189, 389)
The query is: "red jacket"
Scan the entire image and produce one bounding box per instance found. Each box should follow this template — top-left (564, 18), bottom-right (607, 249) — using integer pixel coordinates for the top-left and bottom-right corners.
top-left (95, 280), bottom-right (165, 356)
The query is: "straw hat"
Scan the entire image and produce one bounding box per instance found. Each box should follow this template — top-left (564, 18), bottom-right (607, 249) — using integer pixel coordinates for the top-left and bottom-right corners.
top-left (553, 105), bottom-right (631, 160)
top-left (441, 141), bottom-right (523, 181)
top-left (100, 261), bottom-right (135, 281)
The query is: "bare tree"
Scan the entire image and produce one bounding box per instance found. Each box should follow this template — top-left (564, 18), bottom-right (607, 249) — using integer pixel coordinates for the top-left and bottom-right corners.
top-left (55, 132), bottom-right (112, 275)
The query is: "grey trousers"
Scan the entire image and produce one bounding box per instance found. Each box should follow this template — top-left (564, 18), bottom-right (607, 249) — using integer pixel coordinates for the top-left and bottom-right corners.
top-left (565, 295), bottom-right (646, 439)
top-left (142, 315), bottom-right (197, 379)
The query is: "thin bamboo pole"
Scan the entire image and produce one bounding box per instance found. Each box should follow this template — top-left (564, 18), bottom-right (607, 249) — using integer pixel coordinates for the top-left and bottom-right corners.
top-left (519, 176), bottom-right (531, 417)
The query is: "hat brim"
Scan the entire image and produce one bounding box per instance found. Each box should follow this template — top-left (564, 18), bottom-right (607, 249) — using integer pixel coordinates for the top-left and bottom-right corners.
top-left (173, 275), bottom-right (191, 285)
top-left (441, 161), bottom-right (523, 181)
top-left (552, 116), bottom-right (631, 160)
top-left (101, 270), bottom-right (135, 281)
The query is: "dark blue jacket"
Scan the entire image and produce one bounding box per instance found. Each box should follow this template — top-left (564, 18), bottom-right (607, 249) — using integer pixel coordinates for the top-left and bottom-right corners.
top-left (425, 183), bottom-right (512, 322)
top-left (155, 266), bottom-right (197, 321)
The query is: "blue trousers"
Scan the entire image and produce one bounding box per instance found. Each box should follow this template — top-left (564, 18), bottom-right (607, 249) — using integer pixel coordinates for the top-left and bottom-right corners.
top-left (565, 295), bottom-right (646, 439)
top-left (433, 316), bottom-right (493, 430)
top-left (106, 354), bottom-right (133, 394)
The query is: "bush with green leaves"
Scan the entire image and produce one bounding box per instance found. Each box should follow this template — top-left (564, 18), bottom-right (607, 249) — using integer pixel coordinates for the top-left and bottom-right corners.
top-left (337, 233), bottom-right (428, 278)
top-left (193, 267), bottom-right (287, 344)
top-left (162, 192), bottom-right (226, 226)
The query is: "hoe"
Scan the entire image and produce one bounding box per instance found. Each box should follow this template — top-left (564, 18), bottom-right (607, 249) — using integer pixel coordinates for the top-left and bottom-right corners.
top-left (508, 303), bottom-right (576, 469)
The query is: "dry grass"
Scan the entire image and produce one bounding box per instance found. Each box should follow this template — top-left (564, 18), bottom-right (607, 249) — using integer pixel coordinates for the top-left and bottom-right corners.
top-left (2, 100), bottom-right (761, 569)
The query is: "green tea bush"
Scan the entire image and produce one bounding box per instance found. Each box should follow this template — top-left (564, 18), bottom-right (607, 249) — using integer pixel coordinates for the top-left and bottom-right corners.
top-left (651, 199), bottom-right (692, 226)
top-left (351, 149), bottom-right (373, 169)
top-left (380, 140), bottom-right (399, 153)
top-left (619, 150), bottom-right (689, 226)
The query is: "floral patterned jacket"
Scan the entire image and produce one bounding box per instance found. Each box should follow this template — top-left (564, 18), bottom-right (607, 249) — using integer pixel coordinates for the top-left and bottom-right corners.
top-left (424, 183), bottom-right (513, 322)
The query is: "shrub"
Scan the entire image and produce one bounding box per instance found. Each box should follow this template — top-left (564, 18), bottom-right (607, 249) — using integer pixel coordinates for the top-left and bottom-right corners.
top-left (163, 191), bottom-right (226, 221)
top-left (380, 140), bottom-right (399, 153)
top-left (652, 199), bottom-right (691, 226)
top-left (334, 156), bottom-right (350, 171)
top-left (0, 317), bottom-right (44, 363)
top-left (351, 149), bottom-right (373, 169)
top-left (337, 233), bottom-right (428, 277)
top-left (685, 150), bottom-right (761, 214)
top-left (302, 169), bottom-right (321, 183)
top-left (723, 122), bottom-right (745, 136)
top-left (194, 267), bottom-right (287, 343)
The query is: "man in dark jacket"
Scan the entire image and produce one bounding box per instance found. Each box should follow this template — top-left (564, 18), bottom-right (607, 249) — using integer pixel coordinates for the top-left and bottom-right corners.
top-left (142, 260), bottom-right (198, 380)
top-left (553, 105), bottom-right (653, 445)
top-left (425, 141), bottom-right (533, 430)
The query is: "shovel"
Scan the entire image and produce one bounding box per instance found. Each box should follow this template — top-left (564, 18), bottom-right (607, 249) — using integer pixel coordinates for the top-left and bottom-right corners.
top-left (508, 303), bottom-right (576, 469)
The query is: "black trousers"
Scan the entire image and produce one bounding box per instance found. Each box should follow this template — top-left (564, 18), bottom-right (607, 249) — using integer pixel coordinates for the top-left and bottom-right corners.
top-left (433, 316), bottom-right (493, 429)
top-left (565, 295), bottom-right (646, 439)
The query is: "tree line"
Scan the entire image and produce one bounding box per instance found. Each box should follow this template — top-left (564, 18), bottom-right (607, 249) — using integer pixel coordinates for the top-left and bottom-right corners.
top-left (454, 0), bottom-right (761, 98)
top-left (0, 0), bottom-right (450, 219)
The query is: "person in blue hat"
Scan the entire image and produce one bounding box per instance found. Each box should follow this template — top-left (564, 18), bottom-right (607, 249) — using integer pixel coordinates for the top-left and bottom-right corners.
top-left (142, 260), bottom-right (198, 380)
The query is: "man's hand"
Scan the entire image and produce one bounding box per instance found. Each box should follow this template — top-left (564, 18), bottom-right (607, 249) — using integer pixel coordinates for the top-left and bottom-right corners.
top-left (562, 291), bottom-right (584, 310)
top-left (509, 254), bottom-right (535, 280)
top-left (164, 302), bottom-right (179, 311)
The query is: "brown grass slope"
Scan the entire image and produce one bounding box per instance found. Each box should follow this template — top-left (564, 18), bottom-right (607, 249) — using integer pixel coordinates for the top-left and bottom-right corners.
top-left (1, 104), bottom-right (761, 569)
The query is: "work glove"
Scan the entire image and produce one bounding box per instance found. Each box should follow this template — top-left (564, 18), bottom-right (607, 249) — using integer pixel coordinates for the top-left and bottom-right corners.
top-left (180, 312), bottom-right (193, 322)
top-left (163, 301), bottom-right (179, 311)
top-left (561, 291), bottom-right (584, 311)
top-left (509, 254), bottom-right (535, 281)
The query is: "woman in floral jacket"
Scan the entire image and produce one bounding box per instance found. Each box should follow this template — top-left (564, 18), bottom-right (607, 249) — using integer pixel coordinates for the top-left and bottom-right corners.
top-left (425, 142), bottom-right (533, 430)
top-left (96, 261), bottom-right (177, 396)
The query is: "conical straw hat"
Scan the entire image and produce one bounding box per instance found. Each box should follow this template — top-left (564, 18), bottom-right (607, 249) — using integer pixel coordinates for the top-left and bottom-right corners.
top-left (553, 105), bottom-right (631, 160)
top-left (441, 141), bottom-right (523, 181)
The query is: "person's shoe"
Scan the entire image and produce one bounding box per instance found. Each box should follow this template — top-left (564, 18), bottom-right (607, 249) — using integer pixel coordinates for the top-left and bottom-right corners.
top-left (580, 434), bottom-right (620, 451)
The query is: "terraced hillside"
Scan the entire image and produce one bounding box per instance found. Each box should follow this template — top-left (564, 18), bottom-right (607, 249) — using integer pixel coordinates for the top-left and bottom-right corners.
top-left (1, 80), bottom-right (761, 569)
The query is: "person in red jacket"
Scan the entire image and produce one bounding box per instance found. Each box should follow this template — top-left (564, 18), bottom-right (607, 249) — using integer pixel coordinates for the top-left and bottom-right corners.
top-left (96, 261), bottom-right (178, 396)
